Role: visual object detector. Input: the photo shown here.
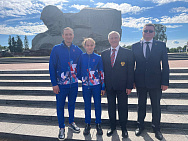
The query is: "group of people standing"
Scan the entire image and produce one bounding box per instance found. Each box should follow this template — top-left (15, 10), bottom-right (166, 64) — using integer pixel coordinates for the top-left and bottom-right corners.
top-left (49, 23), bottom-right (169, 141)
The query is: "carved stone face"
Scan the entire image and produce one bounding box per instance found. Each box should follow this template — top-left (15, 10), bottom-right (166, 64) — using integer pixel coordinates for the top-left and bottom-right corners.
top-left (40, 5), bottom-right (63, 36)
top-left (42, 19), bottom-right (61, 36)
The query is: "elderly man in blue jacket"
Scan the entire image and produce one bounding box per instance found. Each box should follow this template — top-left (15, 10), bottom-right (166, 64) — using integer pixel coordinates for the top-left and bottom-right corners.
top-left (132, 23), bottom-right (169, 140)
top-left (49, 27), bottom-right (83, 140)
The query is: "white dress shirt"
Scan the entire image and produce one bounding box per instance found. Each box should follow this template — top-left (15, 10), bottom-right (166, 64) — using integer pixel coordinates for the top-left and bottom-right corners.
top-left (140, 39), bottom-right (153, 58)
top-left (110, 45), bottom-right (120, 65)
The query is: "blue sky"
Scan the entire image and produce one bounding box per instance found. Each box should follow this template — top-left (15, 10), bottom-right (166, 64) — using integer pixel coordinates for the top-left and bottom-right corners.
top-left (0, 0), bottom-right (188, 49)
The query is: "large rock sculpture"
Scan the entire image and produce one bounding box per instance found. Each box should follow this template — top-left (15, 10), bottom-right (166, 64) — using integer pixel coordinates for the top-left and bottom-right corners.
top-left (32, 5), bottom-right (122, 52)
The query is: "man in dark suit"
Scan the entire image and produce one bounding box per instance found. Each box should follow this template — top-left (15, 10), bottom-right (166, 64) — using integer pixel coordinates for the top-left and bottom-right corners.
top-left (132, 23), bottom-right (169, 140)
top-left (101, 31), bottom-right (134, 138)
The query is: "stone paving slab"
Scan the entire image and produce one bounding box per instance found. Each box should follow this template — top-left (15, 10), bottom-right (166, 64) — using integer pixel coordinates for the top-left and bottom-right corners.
top-left (0, 58), bottom-right (187, 141)
top-left (0, 121), bottom-right (187, 141)
top-left (1, 95), bottom-right (188, 106)
top-left (0, 60), bottom-right (188, 71)
top-left (0, 86), bottom-right (187, 94)
top-left (0, 74), bottom-right (50, 76)
top-left (1, 79), bottom-right (188, 83)
top-left (0, 63), bottom-right (49, 70)
top-left (0, 105), bottom-right (187, 124)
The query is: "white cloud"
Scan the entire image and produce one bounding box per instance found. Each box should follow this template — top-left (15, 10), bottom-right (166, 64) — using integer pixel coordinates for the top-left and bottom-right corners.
top-left (0, 0), bottom-right (43, 18)
top-left (95, 2), bottom-right (153, 14)
top-left (70, 4), bottom-right (90, 10)
top-left (122, 16), bottom-right (184, 30)
top-left (90, 0), bottom-right (94, 2)
top-left (165, 25), bottom-right (183, 28)
top-left (146, 0), bottom-right (188, 5)
top-left (161, 13), bottom-right (188, 23)
top-left (37, 0), bottom-right (68, 6)
top-left (95, 2), bottom-right (104, 7)
top-left (122, 17), bottom-right (156, 29)
top-left (0, 22), bottom-right (48, 35)
top-left (0, 0), bottom-right (68, 18)
top-left (173, 40), bottom-right (180, 44)
top-left (38, 0), bottom-right (68, 10)
top-left (170, 7), bottom-right (188, 13)
top-left (153, 18), bottom-right (160, 22)
top-left (167, 39), bottom-right (188, 48)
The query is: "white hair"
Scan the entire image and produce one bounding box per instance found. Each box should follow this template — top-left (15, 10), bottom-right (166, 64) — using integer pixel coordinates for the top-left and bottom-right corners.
top-left (108, 31), bottom-right (120, 39)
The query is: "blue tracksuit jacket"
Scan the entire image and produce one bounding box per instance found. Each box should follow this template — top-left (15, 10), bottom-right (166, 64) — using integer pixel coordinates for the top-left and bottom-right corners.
top-left (77, 52), bottom-right (105, 90)
top-left (49, 41), bottom-right (83, 88)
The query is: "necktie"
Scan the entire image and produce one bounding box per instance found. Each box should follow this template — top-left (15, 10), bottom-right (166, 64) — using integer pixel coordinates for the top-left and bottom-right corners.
top-left (145, 42), bottom-right (150, 59)
top-left (111, 49), bottom-right (116, 67)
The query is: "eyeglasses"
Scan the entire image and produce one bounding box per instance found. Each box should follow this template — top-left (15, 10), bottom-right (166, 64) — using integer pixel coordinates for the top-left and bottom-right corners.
top-left (143, 30), bottom-right (154, 33)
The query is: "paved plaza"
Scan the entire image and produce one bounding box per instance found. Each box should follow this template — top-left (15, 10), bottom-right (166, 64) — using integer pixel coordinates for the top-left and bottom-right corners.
top-left (0, 56), bottom-right (187, 141)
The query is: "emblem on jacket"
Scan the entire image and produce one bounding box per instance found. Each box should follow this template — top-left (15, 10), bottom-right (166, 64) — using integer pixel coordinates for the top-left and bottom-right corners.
top-left (121, 62), bottom-right (125, 66)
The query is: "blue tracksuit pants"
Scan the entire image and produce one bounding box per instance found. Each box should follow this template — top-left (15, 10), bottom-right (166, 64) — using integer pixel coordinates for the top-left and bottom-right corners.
top-left (56, 85), bottom-right (78, 128)
top-left (82, 84), bottom-right (102, 124)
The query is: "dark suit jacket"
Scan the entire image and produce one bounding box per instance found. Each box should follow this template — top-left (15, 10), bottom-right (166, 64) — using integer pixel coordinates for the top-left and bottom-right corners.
top-left (132, 40), bottom-right (169, 89)
top-left (101, 47), bottom-right (134, 91)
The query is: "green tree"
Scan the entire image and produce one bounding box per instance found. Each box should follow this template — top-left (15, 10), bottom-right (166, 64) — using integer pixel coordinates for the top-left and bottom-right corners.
top-left (8, 35), bottom-right (13, 52)
top-left (24, 35), bottom-right (29, 50)
top-left (122, 44), bottom-right (132, 50)
top-left (169, 48), bottom-right (178, 53)
top-left (177, 46), bottom-right (183, 53)
top-left (0, 45), bottom-right (7, 50)
top-left (16, 35), bottom-right (23, 52)
top-left (154, 24), bottom-right (167, 43)
top-left (11, 37), bottom-right (16, 53)
top-left (0, 45), bottom-right (3, 51)
top-left (166, 47), bottom-right (170, 53)
top-left (183, 45), bottom-right (187, 52)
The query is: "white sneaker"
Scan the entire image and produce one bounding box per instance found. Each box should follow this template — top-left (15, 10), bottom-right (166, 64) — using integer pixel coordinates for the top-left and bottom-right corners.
top-left (58, 128), bottom-right (65, 140)
top-left (68, 122), bottom-right (80, 133)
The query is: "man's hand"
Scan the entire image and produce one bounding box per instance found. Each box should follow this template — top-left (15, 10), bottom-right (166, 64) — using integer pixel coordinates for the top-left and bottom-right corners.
top-left (101, 90), bottom-right (105, 96)
top-left (161, 85), bottom-right (168, 91)
top-left (53, 85), bottom-right (60, 94)
top-left (126, 89), bottom-right (132, 95)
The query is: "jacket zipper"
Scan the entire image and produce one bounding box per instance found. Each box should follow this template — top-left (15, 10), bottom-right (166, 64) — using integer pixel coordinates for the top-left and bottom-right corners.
top-left (69, 47), bottom-right (71, 88)
top-left (88, 54), bottom-right (90, 89)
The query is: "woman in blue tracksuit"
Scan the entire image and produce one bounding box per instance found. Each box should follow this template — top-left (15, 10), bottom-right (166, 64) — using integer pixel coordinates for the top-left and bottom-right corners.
top-left (77, 38), bottom-right (105, 135)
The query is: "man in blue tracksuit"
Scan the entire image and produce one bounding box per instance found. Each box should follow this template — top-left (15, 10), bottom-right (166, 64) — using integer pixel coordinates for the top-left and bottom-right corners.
top-left (49, 27), bottom-right (83, 140)
top-left (77, 38), bottom-right (105, 135)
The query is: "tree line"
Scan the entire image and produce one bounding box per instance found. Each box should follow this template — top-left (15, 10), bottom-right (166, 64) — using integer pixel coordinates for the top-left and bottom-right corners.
top-left (122, 45), bottom-right (187, 53)
top-left (8, 35), bottom-right (29, 53)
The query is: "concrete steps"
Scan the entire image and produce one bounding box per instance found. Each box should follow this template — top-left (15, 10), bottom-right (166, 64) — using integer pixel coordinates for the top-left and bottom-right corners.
top-left (0, 68), bottom-right (188, 140)
top-left (0, 88), bottom-right (188, 99)
top-left (0, 123), bottom-right (187, 141)
top-left (0, 57), bottom-right (50, 64)
top-left (0, 95), bottom-right (188, 111)
top-left (1, 52), bottom-right (188, 63)
top-left (0, 80), bottom-right (187, 88)
top-left (0, 70), bottom-right (188, 88)
top-left (168, 53), bottom-right (188, 60)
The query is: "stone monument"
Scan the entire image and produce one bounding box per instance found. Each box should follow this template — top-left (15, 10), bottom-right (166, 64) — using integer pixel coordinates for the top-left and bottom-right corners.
top-left (32, 5), bottom-right (122, 52)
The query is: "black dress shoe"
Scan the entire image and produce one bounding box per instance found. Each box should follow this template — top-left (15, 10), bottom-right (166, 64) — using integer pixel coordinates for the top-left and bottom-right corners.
top-left (135, 127), bottom-right (144, 136)
top-left (83, 124), bottom-right (91, 135)
top-left (107, 128), bottom-right (115, 137)
top-left (155, 131), bottom-right (163, 140)
top-left (122, 130), bottom-right (128, 138)
top-left (96, 124), bottom-right (103, 135)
